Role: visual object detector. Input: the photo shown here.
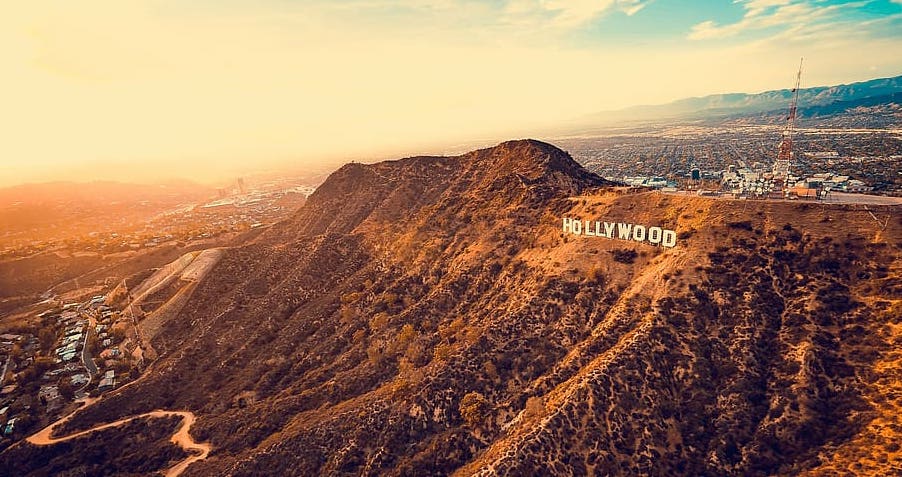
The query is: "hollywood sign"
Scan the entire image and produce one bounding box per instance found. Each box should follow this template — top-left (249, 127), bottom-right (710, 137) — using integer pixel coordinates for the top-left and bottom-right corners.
top-left (562, 217), bottom-right (677, 248)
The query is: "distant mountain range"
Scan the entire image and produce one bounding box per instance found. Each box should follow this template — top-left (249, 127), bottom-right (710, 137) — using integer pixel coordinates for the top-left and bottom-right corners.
top-left (580, 74), bottom-right (902, 126)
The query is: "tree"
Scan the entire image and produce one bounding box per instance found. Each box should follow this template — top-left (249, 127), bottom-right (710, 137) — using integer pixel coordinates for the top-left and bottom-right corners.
top-left (19, 357), bottom-right (54, 385)
top-left (9, 344), bottom-right (23, 362)
top-left (58, 379), bottom-right (75, 400)
top-left (38, 328), bottom-right (57, 353)
top-left (369, 312), bottom-right (389, 332)
top-left (340, 292), bottom-right (361, 304)
top-left (366, 343), bottom-right (384, 366)
top-left (110, 326), bottom-right (127, 342)
top-left (403, 341), bottom-right (426, 366)
top-left (114, 361), bottom-right (131, 375)
top-left (340, 306), bottom-right (356, 324)
top-left (610, 248), bottom-right (638, 264)
top-left (398, 324), bottom-right (417, 348)
top-left (586, 266), bottom-right (605, 284)
top-left (483, 361), bottom-right (499, 382)
top-left (433, 343), bottom-right (453, 362)
top-left (459, 392), bottom-right (490, 428)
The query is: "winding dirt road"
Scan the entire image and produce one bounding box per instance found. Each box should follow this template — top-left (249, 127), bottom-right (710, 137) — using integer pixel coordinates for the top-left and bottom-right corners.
top-left (26, 398), bottom-right (211, 477)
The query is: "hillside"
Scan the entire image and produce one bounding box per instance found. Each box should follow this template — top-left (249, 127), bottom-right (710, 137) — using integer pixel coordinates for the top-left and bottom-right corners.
top-left (13, 140), bottom-right (900, 476)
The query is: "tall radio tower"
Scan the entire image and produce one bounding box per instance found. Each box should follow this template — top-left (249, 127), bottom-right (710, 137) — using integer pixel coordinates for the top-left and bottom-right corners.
top-left (772, 58), bottom-right (803, 186)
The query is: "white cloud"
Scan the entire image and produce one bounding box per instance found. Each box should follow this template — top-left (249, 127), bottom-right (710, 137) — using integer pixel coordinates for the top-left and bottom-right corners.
top-left (619, 0), bottom-right (649, 16)
top-left (543, 0), bottom-right (617, 27)
top-left (503, 0), bottom-right (651, 29)
top-left (688, 0), bottom-right (853, 41)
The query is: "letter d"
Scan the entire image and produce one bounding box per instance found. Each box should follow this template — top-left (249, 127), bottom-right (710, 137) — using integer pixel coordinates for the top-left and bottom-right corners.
top-left (662, 230), bottom-right (677, 248)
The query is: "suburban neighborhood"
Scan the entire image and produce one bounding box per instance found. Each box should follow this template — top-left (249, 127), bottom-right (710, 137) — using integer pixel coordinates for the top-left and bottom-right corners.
top-left (0, 293), bottom-right (139, 445)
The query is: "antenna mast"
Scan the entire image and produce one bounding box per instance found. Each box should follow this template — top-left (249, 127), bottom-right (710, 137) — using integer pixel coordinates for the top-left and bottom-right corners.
top-left (773, 58), bottom-right (803, 186)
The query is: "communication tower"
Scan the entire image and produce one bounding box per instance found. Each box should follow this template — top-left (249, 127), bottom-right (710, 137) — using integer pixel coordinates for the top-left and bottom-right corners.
top-left (772, 58), bottom-right (803, 194)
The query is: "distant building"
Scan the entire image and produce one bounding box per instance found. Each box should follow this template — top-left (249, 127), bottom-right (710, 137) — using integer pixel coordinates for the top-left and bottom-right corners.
top-left (644, 177), bottom-right (669, 188)
top-left (844, 179), bottom-right (872, 193)
top-left (63, 333), bottom-right (83, 345)
top-left (3, 417), bottom-right (17, 435)
top-left (805, 151), bottom-right (839, 158)
top-left (99, 370), bottom-right (117, 392)
top-left (60, 311), bottom-right (78, 321)
top-left (71, 374), bottom-right (90, 387)
top-left (789, 186), bottom-right (819, 199)
top-left (39, 385), bottom-right (61, 405)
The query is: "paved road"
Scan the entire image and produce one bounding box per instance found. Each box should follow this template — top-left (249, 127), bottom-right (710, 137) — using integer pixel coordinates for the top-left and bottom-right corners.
top-left (823, 192), bottom-right (902, 205)
top-left (661, 190), bottom-right (902, 205)
top-left (80, 313), bottom-right (98, 376)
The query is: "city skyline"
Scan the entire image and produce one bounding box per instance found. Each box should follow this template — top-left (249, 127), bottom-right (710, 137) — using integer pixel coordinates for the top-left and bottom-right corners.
top-left (3, 0), bottom-right (901, 187)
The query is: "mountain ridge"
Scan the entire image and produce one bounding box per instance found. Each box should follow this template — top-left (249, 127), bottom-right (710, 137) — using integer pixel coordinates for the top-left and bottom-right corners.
top-left (581, 74), bottom-right (902, 124)
top-left (267, 139), bottom-right (610, 242)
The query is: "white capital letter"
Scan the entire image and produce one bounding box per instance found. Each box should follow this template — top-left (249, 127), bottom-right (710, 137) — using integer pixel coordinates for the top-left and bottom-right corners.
top-left (618, 223), bottom-right (633, 240)
top-left (632, 225), bottom-right (646, 242)
top-left (662, 230), bottom-right (677, 248)
top-left (648, 227), bottom-right (662, 244)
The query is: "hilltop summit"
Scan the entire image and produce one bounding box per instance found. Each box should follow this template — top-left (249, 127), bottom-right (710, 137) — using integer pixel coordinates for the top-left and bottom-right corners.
top-left (269, 140), bottom-right (612, 240)
top-left (463, 139), bottom-right (608, 194)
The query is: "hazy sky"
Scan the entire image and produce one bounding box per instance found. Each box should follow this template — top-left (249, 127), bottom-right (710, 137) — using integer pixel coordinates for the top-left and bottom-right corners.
top-left (2, 0), bottom-right (901, 187)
